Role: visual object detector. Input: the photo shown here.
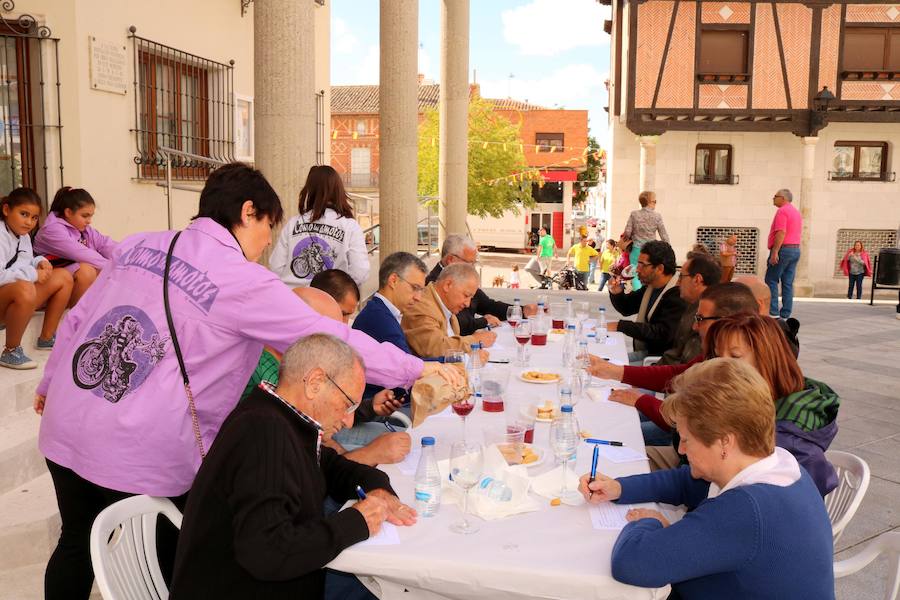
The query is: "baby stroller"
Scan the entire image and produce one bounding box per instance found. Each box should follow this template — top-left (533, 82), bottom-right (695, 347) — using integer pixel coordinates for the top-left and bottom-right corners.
top-left (553, 265), bottom-right (588, 291)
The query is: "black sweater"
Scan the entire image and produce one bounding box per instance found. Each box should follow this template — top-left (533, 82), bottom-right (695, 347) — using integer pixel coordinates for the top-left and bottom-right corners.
top-left (170, 387), bottom-right (394, 600)
top-left (426, 262), bottom-right (511, 335)
top-left (609, 283), bottom-right (687, 356)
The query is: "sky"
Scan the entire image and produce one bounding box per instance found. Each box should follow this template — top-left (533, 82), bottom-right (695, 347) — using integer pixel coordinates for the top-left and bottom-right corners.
top-left (330, 0), bottom-right (612, 144)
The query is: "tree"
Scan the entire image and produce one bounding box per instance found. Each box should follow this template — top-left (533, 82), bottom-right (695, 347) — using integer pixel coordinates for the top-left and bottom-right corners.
top-left (575, 136), bottom-right (602, 206)
top-left (417, 96), bottom-right (534, 218)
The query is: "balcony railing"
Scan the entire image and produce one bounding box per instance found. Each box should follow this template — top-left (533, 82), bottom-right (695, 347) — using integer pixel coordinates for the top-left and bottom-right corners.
top-left (342, 172), bottom-right (379, 189)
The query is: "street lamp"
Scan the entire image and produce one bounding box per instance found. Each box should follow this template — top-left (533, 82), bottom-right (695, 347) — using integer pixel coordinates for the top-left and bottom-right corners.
top-left (809, 86), bottom-right (835, 134)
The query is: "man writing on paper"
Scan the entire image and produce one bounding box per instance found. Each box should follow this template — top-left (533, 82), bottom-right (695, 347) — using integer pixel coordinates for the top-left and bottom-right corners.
top-left (171, 334), bottom-right (416, 600)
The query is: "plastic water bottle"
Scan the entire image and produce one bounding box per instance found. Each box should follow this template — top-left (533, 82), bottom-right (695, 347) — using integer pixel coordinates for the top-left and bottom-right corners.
top-left (468, 343), bottom-right (484, 390)
top-left (551, 405), bottom-right (580, 460)
top-left (414, 437), bottom-right (442, 517)
top-left (514, 297), bottom-right (522, 312)
top-left (565, 297), bottom-right (574, 321)
top-left (562, 324), bottom-right (577, 366)
top-left (477, 476), bottom-right (513, 502)
top-left (597, 307), bottom-right (608, 342)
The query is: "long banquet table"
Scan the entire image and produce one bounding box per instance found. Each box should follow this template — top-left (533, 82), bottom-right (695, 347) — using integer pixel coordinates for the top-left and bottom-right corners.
top-left (329, 327), bottom-right (670, 600)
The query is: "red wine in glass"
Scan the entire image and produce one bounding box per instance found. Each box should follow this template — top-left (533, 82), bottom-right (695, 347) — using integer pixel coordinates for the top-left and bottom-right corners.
top-left (516, 334), bottom-right (530, 345)
top-left (451, 401), bottom-right (474, 417)
top-left (508, 318), bottom-right (519, 328)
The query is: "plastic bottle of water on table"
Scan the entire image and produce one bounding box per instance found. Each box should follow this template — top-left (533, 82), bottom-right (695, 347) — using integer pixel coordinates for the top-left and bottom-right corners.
top-left (597, 307), bottom-right (608, 342)
top-left (414, 436), bottom-right (442, 517)
top-left (562, 323), bottom-right (577, 366)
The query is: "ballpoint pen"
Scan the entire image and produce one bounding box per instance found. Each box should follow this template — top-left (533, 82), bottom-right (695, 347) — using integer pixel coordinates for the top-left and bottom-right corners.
top-left (355, 485), bottom-right (367, 500)
top-left (584, 438), bottom-right (624, 447)
top-left (588, 443), bottom-right (600, 499)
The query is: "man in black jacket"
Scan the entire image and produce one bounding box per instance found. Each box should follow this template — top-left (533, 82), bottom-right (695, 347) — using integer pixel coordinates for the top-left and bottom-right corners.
top-left (607, 240), bottom-right (687, 362)
top-left (171, 334), bottom-right (416, 600)
top-left (426, 234), bottom-right (537, 336)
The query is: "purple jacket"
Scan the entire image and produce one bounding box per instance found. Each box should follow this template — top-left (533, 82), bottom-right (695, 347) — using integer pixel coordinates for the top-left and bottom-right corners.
top-left (34, 211), bottom-right (117, 270)
top-left (776, 420), bottom-right (838, 497)
top-left (37, 218), bottom-right (423, 496)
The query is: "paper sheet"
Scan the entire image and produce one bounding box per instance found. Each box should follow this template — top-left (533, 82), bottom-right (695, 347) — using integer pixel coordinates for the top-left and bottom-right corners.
top-left (396, 447), bottom-right (421, 476)
top-left (356, 522), bottom-right (401, 547)
top-left (597, 445), bottom-right (648, 464)
top-left (589, 503), bottom-right (631, 530)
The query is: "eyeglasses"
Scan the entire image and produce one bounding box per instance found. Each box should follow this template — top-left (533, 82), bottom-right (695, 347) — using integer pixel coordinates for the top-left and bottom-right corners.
top-left (636, 261), bottom-right (654, 268)
top-left (693, 314), bottom-right (722, 324)
top-left (324, 372), bottom-right (360, 414)
top-left (398, 275), bottom-right (425, 294)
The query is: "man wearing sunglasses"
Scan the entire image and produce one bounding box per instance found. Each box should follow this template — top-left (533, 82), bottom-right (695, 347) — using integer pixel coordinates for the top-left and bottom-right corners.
top-left (172, 334), bottom-right (416, 599)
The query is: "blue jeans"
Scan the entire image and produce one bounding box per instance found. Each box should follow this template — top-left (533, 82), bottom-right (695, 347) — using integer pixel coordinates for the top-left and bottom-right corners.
top-left (639, 413), bottom-right (673, 447)
top-left (588, 261), bottom-right (597, 283)
top-left (597, 272), bottom-right (612, 292)
top-left (848, 273), bottom-right (864, 299)
top-left (764, 246), bottom-right (801, 318)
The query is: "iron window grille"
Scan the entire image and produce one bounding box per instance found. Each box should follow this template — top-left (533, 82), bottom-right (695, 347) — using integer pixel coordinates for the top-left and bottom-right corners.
top-left (129, 28), bottom-right (234, 180)
top-left (696, 226), bottom-right (759, 276)
top-left (0, 4), bottom-right (63, 205)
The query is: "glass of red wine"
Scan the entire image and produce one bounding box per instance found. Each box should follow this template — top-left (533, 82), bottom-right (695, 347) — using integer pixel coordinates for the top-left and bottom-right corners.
top-left (514, 320), bottom-right (532, 367)
top-left (451, 394), bottom-right (476, 441)
top-left (506, 305), bottom-right (522, 329)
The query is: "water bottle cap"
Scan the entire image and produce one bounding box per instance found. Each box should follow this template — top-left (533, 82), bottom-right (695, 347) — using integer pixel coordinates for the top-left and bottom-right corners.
top-left (566, 324), bottom-right (576, 330)
top-left (470, 343), bottom-right (480, 350)
top-left (599, 307), bottom-right (606, 312)
top-left (421, 436), bottom-right (435, 446)
top-left (514, 298), bottom-right (521, 302)
top-left (579, 340), bottom-right (588, 345)
top-left (475, 391), bottom-right (483, 398)
top-left (561, 404), bottom-right (574, 413)
top-left (566, 297), bottom-right (573, 302)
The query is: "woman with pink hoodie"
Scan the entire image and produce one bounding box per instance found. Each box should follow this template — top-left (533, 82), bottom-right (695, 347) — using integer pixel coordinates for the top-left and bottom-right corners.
top-left (839, 240), bottom-right (872, 300)
top-left (34, 187), bottom-right (117, 305)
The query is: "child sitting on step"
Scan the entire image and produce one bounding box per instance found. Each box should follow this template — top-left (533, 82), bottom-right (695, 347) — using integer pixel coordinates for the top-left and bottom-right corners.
top-left (34, 186), bottom-right (117, 306)
top-left (1, 188), bottom-right (73, 369)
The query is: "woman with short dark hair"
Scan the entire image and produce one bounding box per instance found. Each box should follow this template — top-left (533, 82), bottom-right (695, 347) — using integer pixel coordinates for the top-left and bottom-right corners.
top-left (580, 358), bottom-right (834, 599)
top-left (269, 165), bottom-right (370, 287)
top-left (35, 162), bottom-right (453, 600)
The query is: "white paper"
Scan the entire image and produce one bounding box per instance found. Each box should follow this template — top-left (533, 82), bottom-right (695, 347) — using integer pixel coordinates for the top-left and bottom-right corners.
top-left (598, 445), bottom-right (649, 464)
top-left (396, 447), bottom-right (421, 476)
top-left (589, 503), bottom-right (631, 530)
top-left (355, 522), bottom-right (401, 547)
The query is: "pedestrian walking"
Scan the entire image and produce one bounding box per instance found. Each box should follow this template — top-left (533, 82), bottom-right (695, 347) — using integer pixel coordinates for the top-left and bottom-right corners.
top-left (840, 240), bottom-right (872, 300)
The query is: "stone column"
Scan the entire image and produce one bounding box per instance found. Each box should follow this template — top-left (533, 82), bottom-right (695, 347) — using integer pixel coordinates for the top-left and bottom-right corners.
top-left (438, 0), bottom-right (470, 243)
top-left (795, 136), bottom-right (818, 294)
top-left (638, 135), bottom-right (658, 192)
top-left (254, 0), bottom-right (317, 223)
top-left (379, 0), bottom-right (419, 258)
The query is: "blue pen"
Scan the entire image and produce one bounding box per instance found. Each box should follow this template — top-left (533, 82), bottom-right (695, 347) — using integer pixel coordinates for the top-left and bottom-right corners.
top-left (589, 443), bottom-right (600, 483)
top-left (355, 485), bottom-right (367, 500)
top-left (584, 438), bottom-right (624, 447)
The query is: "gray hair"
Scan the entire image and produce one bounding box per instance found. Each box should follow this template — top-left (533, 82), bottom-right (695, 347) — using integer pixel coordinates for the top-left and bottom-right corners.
top-left (279, 333), bottom-right (364, 387)
top-left (440, 234), bottom-right (476, 260)
top-left (775, 188), bottom-right (793, 203)
top-left (378, 251), bottom-right (427, 289)
top-left (436, 262), bottom-right (478, 285)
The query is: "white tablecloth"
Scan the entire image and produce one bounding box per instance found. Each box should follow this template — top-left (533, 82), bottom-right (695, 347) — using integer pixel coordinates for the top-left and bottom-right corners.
top-left (328, 329), bottom-right (669, 600)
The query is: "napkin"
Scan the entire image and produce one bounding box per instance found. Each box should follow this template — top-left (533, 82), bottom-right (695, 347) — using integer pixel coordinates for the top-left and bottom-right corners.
top-left (439, 445), bottom-right (540, 520)
top-left (530, 464), bottom-right (582, 499)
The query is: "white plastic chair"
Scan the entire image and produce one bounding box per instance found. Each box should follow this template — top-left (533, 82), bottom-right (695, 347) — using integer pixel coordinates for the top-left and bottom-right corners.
top-left (388, 410), bottom-right (412, 429)
top-left (825, 450), bottom-right (871, 544)
top-left (90, 495), bottom-right (183, 600)
top-left (834, 531), bottom-right (900, 600)
top-left (642, 356), bottom-right (662, 367)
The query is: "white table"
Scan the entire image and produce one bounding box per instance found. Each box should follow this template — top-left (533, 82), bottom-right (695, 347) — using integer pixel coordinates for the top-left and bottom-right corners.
top-left (329, 328), bottom-right (669, 600)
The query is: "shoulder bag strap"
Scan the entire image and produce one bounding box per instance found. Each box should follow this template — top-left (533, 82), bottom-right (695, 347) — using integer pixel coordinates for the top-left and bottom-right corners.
top-left (163, 231), bottom-right (206, 459)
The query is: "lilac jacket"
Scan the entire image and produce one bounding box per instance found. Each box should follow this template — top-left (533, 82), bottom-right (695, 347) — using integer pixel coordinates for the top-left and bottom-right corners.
top-left (37, 218), bottom-right (423, 496)
top-left (34, 212), bottom-right (117, 270)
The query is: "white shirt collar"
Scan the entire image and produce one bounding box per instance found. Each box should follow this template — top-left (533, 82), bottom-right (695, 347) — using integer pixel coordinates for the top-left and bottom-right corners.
top-left (434, 289), bottom-right (455, 337)
top-left (374, 292), bottom-right (402, 323)
top-left (707, 447), bottom-right (801, 499)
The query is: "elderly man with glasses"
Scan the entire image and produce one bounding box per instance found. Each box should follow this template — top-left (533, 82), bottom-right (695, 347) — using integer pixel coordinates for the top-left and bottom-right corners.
top-left (426, 234), bottom-right (537, 335)
top-left (171, 334), bottom-right (415, 600)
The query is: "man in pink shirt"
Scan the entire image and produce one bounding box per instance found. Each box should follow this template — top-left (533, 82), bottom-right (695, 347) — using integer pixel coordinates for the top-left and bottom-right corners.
top-left (764, 188), bottom-right (803, 318)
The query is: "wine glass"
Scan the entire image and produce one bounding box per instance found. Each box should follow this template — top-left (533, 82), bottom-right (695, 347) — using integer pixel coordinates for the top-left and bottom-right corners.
top-left (514, 320), bottom-right (531, 367)
top-left (575, 301), bottom-right (589, 324)
top-left (506, 305), bottom-right (522, 329)
top-left (549, 408), bottom-right (581, 504)
top-left (451, 394), bottom-right (476, 441)
top-left (449, 441), bottom-right (483, 534)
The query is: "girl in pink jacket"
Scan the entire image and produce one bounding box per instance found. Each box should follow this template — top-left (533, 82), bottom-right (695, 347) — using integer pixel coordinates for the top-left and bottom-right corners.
top-left (34, 187), bottom-right (117, 306)
top-left (839, 240), bottom-right (872, 300)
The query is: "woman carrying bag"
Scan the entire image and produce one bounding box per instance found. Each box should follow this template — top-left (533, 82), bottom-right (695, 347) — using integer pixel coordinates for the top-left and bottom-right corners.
top-left (34, 163), bottom-right (458, 600)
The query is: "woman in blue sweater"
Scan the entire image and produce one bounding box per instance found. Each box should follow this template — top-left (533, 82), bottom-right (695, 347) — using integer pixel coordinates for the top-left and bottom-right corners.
top-left (580, 358), bottom-right (834, 599)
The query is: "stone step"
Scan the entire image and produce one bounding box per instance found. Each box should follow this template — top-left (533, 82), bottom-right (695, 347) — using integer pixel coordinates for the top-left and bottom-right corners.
top-left (0, 312), bottom-right (52, 421)
top-left (0, 410), bottom-right (45, 497)
top-left (0, 472), bottom-right (60, 572)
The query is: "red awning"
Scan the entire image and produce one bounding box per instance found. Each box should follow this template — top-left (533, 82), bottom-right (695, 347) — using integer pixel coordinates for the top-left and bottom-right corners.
top-left (540, 170), bottom-right (577, 182)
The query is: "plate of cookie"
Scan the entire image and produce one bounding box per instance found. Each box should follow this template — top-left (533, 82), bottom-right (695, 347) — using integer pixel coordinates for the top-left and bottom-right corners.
top-left (496, 443), bottom-right (546, 468)
top-left (534, 401), bottom-right (558, 422)
top-left (518, 370), bottom-right (561, 384)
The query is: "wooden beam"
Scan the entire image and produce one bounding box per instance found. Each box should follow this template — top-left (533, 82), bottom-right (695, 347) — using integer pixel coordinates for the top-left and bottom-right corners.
top-left (808, 5), bottom-right (823, 108)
